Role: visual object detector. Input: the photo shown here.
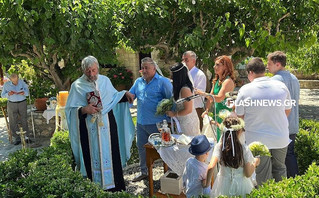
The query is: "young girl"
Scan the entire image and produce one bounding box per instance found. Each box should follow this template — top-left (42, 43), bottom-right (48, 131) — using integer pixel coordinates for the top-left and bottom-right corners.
top-left (206, 116), bottom-right (260, 197)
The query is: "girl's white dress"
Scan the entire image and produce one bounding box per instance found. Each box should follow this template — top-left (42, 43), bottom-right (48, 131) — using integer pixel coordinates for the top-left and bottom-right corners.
top-left (176, 87), bottom-right (200, 136)
top-left (211, 142), bottom-right (255, 197)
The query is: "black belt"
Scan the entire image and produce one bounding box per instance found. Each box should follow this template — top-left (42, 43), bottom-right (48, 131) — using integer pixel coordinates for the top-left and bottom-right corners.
top-left (9, 99), bottom-right (26, 103)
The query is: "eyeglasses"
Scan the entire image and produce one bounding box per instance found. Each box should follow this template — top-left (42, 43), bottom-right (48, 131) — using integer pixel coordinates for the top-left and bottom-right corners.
top-left (182, 58), bottom-right (189, 62)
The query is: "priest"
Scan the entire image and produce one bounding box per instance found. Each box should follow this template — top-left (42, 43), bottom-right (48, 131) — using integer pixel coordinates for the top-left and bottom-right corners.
top-left (65, 55), bottom-right (135, 191)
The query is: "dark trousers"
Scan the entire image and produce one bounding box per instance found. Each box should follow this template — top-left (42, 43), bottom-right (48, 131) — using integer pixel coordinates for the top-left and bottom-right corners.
top-left (7, 100), bottom-right (29, 139)
top-left (285, 134), bottom-right (299, 178)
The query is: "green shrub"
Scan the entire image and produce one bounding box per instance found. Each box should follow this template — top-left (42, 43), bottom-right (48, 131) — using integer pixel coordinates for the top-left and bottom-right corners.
top-left (299, 119), bottom-right (319, 133)
top-left (0, 149), bottom-right (38, 196)
top-left (248, 163), bottom-right (319, 197)
top-left (0, 98), bottom-right (8, 108)
top-left (296, 119), bottom-right (319, 174)
top-left (0, 131), bottom-right (138, 198)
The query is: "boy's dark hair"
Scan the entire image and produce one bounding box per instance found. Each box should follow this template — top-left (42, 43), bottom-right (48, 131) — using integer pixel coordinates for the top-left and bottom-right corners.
top-left (267, 51), bottom-right (286, 67)
top-left (246, 57), bottom-right (265, 74)
top-left (220, 117), bottom-right (244, 169)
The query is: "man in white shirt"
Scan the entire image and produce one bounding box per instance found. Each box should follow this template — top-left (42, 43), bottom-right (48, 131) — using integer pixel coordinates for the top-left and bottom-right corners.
top-left (182, 51), bottom-right (207, 130)
top-left (235, 58), bottom-right (292, 186)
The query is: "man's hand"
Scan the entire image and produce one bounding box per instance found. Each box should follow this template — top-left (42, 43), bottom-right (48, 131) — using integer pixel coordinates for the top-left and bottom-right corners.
top-left (17, 91), bottom-right (24, 95)
top-left (8, 91), bottom-right (16, 96)
top-left (81, 103), bottom-right (100, 115)
top-left (125, 91), bottom-right (135, 104)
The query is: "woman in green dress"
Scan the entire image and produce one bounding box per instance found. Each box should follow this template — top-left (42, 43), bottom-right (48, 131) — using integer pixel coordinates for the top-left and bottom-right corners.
top-left (196, 56), bottom-right (235, 141)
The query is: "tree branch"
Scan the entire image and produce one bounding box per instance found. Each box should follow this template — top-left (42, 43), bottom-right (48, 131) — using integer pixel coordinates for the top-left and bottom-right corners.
top-left (200, 10), bottom-right (205, 36)
top-left (10, 51), bottom-right (32, 59)
top-left (277, 13), bottom-right (290, 33)
top-left (49, 52), bottom-right (58, 71)
top-left (169, 8), bottom-right (177, 25)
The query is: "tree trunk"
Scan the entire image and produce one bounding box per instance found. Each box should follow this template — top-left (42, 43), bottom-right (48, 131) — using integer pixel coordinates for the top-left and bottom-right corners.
top-left (0, 63), bottom-right (3, 86)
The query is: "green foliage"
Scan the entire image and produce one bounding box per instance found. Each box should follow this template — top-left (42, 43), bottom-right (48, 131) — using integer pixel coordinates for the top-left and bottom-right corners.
top-left (118, 0), bottom-right (319, 71)
top-left (248, 163), bottom-right (319, 197)
top-left (0, 98), bottom-right (8, 108)
top-left (106, 66), bottom-right (133, 87)
top-left (0, 0), bottom-right (120, 90)
top-left (295, 119), bottom-right (319, 174)
top-left (248, 142), bottom-right (271, 157)
top-left (0, 130), bottom-right (138, 197)
top-left (29, 76), bottom-right (58, 99)
top-left (7, 60), bottom-right (36, 82)
top-left (156, 97), bottom-right (173, 115)
top-left (287, 39), bottom-right (319, 74)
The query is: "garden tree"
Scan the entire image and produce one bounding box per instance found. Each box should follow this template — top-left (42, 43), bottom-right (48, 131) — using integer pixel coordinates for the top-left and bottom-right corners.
top-left (118, 0), bottom-right (319, 73)
top-left (287, 39), bottom-right (319, 75)
top-left (0, 0), bottom-right (119, 90)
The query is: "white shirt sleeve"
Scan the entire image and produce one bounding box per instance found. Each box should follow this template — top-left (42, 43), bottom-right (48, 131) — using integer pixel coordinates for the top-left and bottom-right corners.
top-left (195, 72), bottom-right (207, 92)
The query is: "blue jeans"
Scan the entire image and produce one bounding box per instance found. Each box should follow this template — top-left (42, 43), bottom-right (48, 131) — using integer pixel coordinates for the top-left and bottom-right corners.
top-left (285, 134), bottom-right (299, 178)
top-left (136, 123), bottom-right (159, 175)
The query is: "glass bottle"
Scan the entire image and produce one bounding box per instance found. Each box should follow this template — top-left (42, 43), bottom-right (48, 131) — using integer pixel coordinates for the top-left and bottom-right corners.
top-left (161, 119), bottom-right (171, 145)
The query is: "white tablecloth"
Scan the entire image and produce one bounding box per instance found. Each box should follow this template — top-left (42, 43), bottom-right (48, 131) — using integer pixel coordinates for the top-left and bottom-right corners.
top-left (157, 134), bottom-right (215, 176)
top-left (42, 109), bottom-right (55, 124)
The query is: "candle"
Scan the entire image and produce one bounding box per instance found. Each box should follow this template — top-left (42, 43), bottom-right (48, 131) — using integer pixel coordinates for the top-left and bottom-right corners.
top-left (58, 91), bottom-right (69, 107)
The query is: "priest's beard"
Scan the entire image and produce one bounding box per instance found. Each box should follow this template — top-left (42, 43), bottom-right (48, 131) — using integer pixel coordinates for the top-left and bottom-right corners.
top-left (85, 73), bottom-right (98, 82)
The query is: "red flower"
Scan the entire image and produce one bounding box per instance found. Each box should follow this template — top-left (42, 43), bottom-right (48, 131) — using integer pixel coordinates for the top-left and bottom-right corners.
top-left (113, 75), bottom-right (118, 78)
top-left (121, 76), bottom-right (124, 79)
top-left (120, 73), bottom-right (122, 75)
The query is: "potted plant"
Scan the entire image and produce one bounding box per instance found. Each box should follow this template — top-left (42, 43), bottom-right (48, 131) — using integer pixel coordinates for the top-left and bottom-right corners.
top-left (29, 77), bottom-right (58, 111)
top-left (106, 66), bottom-right (133, 91)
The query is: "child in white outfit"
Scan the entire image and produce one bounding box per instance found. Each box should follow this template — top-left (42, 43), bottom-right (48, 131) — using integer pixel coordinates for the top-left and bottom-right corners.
top-left (206, 116), bottom-right (260, 197)
top-left (183, 135), bottom-right (213, 198)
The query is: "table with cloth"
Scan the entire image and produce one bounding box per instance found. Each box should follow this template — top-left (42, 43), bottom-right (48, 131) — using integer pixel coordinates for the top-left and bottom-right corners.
top-left (145, 134), bottom-right (215, 197)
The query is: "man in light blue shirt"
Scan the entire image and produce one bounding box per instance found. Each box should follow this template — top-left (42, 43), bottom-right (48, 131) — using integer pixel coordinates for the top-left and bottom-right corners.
top-left (130, 57), bottom-right (172, 181)
top-left (1, 73), bottom-right (30, 145)
top-left (267, 51), bottom-right (300, 178)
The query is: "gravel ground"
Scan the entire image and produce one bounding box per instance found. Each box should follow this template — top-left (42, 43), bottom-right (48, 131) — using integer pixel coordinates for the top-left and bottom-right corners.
top-left (123, 160), bottom-right (164, 196)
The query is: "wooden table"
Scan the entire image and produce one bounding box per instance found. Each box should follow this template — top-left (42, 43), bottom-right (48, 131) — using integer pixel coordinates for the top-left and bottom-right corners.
top-left (145, 143), bottom-right (187, 198)
top-left (145, 143), bottom-right (168, 197)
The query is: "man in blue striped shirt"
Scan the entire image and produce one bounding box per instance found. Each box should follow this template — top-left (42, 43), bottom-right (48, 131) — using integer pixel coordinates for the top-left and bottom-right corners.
top-left (1, 73), bottom-right (30, 145)
top-left (130, 57), bottom-right (173, 182)
top-left (267, 51), bottom-right (300, 178)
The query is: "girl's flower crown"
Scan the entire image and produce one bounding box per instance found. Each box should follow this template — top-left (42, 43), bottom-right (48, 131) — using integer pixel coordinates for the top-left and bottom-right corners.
top-left (218, 110), bottom-right (245, 132)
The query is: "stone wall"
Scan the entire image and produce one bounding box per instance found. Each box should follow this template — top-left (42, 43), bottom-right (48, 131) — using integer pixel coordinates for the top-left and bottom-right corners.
top-left (116, 48), bottom-right (140, 81)
top-left (27, 111), bottom-right (55, 138)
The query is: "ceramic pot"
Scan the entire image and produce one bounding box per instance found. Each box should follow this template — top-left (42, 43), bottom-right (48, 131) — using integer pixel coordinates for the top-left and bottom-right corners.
top-left (34, 97), bottom-right (48, 111)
